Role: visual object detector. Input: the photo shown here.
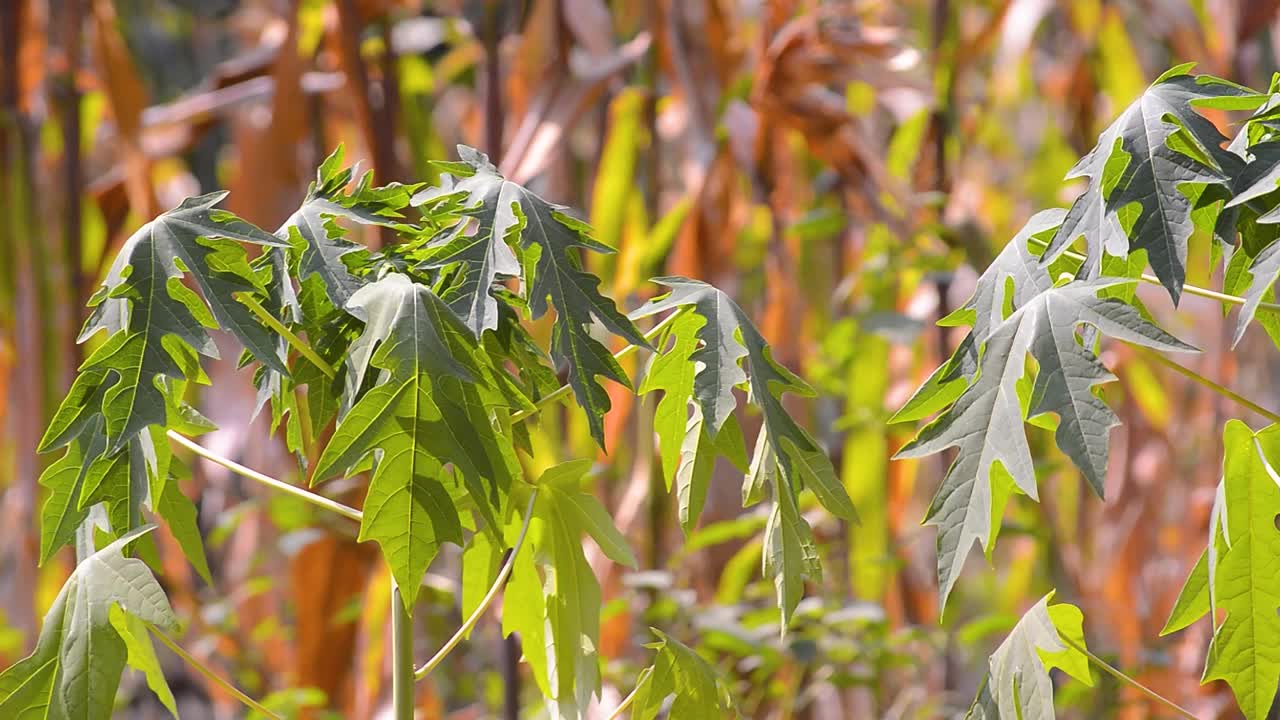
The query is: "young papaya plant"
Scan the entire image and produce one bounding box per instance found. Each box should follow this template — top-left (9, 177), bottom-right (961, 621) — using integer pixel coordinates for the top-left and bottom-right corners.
top-left (2, 145), bottom-right (855, 719)
top-left (897, 65), bottom-right (1280, 718)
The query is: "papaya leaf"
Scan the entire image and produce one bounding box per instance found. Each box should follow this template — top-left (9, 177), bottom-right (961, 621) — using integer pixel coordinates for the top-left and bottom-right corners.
top-left (280, 145), bottom-right (418, 311)
top-left (633, 277), bottom-right (855, 626)
top-left (1200, 421), bottom-right (1280, 720)
top-left (0, 526), bottom-right (178, 720)
top-left (1042, 67), bottom-right (1249, 302)
top-left (637, 311), bottom-right (748, 531)
top-left (316, 274), bottom-right (517, 610)
top-left (896, 278), bottom-right (1195, 606)
top-left (504, 461), bottom-right (635, 719)
top-left (966, 594), bottom-right (1093, 720)
top-left (416, 146), bottom-right (649, 446)
top-left (631, 629), bottom-right (738, 720)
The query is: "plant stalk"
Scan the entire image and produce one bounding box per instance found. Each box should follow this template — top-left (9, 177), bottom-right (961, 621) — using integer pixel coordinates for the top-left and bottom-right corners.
top-left (391, 581), bottom-right (415, 720)
top-left (148, 623), bottom-right (282, 720)
top-left (415, 490), bottom-right (539, 680)
top-left (237, 293), bottom-right (338, 379)
top-left (604, 684), bottom-right (639, 720)
top-left (508, 307), bottom-right (683, 426)
top-left (166, 431), bottom-right (363, 522)
top-left (1026, 236), bottom-right (1280, 315)
top-left (1058, 633), bottom-right (1197, 720)
top-left (1133, 346), bottom-right (1280, 425)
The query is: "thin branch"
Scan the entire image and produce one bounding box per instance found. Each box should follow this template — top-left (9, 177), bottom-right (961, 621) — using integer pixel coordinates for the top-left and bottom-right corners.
top-left (170, 308), bottom-right (677, 523)
top-left (1057, 633), bottom-right (1198, 720)
top-left (508, 307), bottom-right (683, 426)
top-left (415, 489), bottom-right (539, 680)
top-left (604, 683), bottom-right (640, 720)
top-left (148, 623), bottom-right (283, 720)
top-left (166, 430), bottom-right (363, 522)
top-left (1133, 346), bottom-right (1280, 425)
top-left (237, 293), bottom-right (337, 379)
top-left (1026, 235), bottom-right (1280, 315)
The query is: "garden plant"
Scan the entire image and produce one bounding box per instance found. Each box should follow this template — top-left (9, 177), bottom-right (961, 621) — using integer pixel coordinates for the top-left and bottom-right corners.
top-left (10, 60), bottom-right (1280, 720)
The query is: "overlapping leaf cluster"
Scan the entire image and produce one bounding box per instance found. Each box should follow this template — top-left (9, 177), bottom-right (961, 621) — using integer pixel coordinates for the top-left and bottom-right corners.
top-left (37, 190), bottom-right (287, 574)
top-left (633, 278), bottom-right (858, 627)
top-left (31, 142), bottom-right (857, 719)
top-left (894, 210), bottom-right (1194, 605)
top-left (902, 66), bottom-right (1280, 720)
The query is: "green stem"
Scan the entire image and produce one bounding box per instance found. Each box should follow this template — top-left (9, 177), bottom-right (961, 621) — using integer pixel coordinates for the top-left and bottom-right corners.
top-left (1133, 346), bottom-right (1280, 424)
top-left (391, 581), bottom-right (415, 720)
top-left (604, 684), bottom-right (640, 720)
top-left (508, 307), bottom-right (683, 426)
top-left (237, 293), bottom-right (338, 379)
top-left (147, 623), bottom-right (282, 720)
top-left (415, 489), bottom-right (539, 680)
top-left (1057, 633), bottom-right (1197, 720)
top-left (1027, 236), bottom-right (1280, 315)
top-left (166, 430), bottom-right (363, 522)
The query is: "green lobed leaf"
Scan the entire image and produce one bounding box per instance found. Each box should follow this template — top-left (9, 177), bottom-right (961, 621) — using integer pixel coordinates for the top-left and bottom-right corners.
top-left (1200, 420), bottom-right (1280, 720)
top-left (280, 145), bottom-right (419, 312)
top-left (1041, 68), bottom-right (1249, 302)
top-left (633, 277), bottom-right (855, 626)
top-left (316, 274), bottom-right (518, 611)
top-left (502, 462), bottom-right (637, 719)
top-left (0, 526), bottom-right (178, 720)
top-left (415, 146), bottom-right (649, 446)
top-left (631, 629), bottom-right (738, 720)
top-left (896, 278), bottom-right (1195, 607)
top-left (967, 593), bottom-right (1093, 720)
top-left (499, 461), bottom-right (609, 712)
top-left (638, 311), bottom-right (749, 532)
top-left (59, 193), bottom-right (286, 452)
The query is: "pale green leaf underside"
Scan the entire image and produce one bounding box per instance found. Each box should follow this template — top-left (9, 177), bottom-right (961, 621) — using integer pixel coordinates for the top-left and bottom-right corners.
top-left (897, 278), bottom-right (1194, 607)
top-left (0, 527), bottom-right (178, 720)
top-left (967, 594), bottom-right (1092, 720)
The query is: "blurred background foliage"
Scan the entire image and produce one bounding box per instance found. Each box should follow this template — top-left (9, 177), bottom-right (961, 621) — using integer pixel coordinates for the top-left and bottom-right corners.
top-left (2, 0), bottom-right (1279, 718)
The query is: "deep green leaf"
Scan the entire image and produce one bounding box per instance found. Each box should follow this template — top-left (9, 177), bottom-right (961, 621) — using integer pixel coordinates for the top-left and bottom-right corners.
top-left (418, 146), bottom-right (648, 446)
top-left (1042, 69), bottom-right (1248, 302)
top-left (317, 274), bottom-right (518, 609)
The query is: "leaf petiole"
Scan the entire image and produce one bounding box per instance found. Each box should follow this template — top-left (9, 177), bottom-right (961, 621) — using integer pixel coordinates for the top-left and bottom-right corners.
top-left (1026, 235), bottom-right (1280, 315)
top-left (147, 623), bottom-right (283, 720)
top-left (604, 683), bottom-right (639, 720)
top-left (1133, 346), bottom-right (1280, 424)
top-left (414, 489), bottom-right (539, 680)
top-left (237, 292), bottom-right (339, 379)
top-left (1057, 633), bottom-right (1197, 720)
top-left (508, 307), bottom-right (686, 426)
top-left (166, 430), bottom-right (363, 522)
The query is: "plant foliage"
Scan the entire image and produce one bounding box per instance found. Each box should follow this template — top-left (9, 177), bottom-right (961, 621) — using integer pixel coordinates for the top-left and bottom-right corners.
top-left (27, 145), bottom-right (836, 718)
top-left (30, 61), bottom-right (1280, 718)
